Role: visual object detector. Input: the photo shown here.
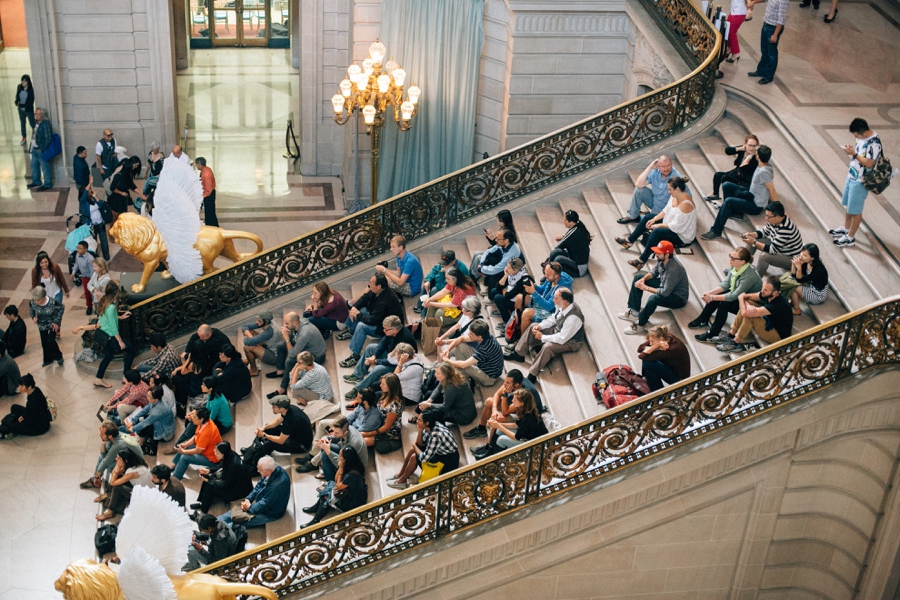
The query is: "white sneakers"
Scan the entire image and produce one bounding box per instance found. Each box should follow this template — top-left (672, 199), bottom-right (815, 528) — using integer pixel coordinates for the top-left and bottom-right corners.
top-left (829, 227), bottom-right (855, 247)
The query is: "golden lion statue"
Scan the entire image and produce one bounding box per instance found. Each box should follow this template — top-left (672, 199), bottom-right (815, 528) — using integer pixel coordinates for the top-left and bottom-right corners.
top-left (110, 213), bottom-right (264, 294)
top-left (55, 559), bottom-right (278, 600)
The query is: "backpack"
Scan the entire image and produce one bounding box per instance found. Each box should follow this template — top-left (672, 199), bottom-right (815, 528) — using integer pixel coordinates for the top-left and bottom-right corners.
top-left (862, 140), bottom-right (893, 194)
top-left (94, 523), bottom-right (118, 556)
top-left (240, 437), bottom-right (268, 477)
top-left (231, 524), bottom-right (249, 554)
top-left (46, 397), bottom-right (58, 421)
top-left (505, 310), bottom-right (521, 344)
top-left (593, 365), bottom-right (651, 409)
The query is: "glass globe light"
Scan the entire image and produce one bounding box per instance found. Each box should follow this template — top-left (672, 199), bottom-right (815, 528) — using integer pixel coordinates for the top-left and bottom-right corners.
top-left (377, 74), bottom-right (391, 93)
top-left (355, 73), bottom-right (368, 91)
top-left (401, 101), bottom-right (414, 121)
top-left (331, 94), bottom-right (345, 114)
top-left (340, 78), bottom-right (352, 97)
top-left (408, 85), bottom-right (421, 105)
top-left (369, 40), bottom-right (387, 64)
top-left (363, 105), bottom-right (376, 125)
top-left (392, 68), bottom-right (406, 88)
top-left (385, 57), bottom-right (398, 76)
top-left (363, 57), bottom-right (374, 76)
top-left (348, 64), bottom-right (361, 79)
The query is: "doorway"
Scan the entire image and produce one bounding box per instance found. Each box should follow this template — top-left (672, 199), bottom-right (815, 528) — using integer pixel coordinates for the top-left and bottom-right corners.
top-left (189, 0), bottom-right (290, 48)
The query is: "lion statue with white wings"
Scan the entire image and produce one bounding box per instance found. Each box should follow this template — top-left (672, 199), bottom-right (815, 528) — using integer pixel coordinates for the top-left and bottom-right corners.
top-left (54, 487), bottom-right (277, 600)
top-left (109, 157), bottom-right (264, 294)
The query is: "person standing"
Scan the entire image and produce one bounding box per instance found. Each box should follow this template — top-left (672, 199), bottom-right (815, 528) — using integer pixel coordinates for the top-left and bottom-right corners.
top-left (95, 129), bottom-right (119, 181)
top-left (195, 157), bottom-right (219, 227)
top-left (1, 306), bottom-right (27, 358)
top-left (73, 146), bottom-right (91, 199)
top-left (829, 119), bottom-right (882, 248)
top-left (15, 75), bottom-right (35, 147)
top-left (170, 145), bottom-right (192, 165)
top-left (747, 0), bottom-right (787, 85)
top-left (31, 251), bottom-right (70, 304)
top-left (73, 280), bottom-right (135, 388)
top-left (29, 286), bottom-right (64, 367)
top-left (724, 0), bottom-right (749, 63)
top-left (28, 108), bottom-right (54, 190)
top-left (71, 241), bottom-right (96, 316)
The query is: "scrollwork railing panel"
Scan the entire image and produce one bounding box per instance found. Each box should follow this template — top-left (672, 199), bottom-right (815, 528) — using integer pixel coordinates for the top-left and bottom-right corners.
top-left (202, 298), bottom-right (900, 597)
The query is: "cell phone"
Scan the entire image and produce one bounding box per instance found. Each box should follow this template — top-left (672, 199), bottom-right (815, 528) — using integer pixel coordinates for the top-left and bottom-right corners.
top-left (483, 228), bottom-right (489, 232)
top-left (325, 426), bottom-right (333, 433)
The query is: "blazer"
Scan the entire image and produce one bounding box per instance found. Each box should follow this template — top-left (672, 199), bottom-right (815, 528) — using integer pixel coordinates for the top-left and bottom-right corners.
top-left (247, 465), bottom-right (291, 520)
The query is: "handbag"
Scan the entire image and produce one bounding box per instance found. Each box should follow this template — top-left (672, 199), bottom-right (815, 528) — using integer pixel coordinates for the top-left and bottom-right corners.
top-left (419, 461), bottom-right (444, 483)
top-left (93, 328), bottom-right (111, 349)
top-left (97, 200), bottom-right (114, 224)
top-left (45, 397), bottom-right (58, 421)
top-left (420, 317), bottom-right (443, 355)
top-left (42, 133), bottom-right (62, 161)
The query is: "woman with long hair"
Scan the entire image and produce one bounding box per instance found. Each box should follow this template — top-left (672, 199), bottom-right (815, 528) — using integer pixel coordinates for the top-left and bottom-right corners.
top-left (361, 373), bottom-right (403, 454)
top-left (422, 268), bottom-right (477, 327)
top-left (96, 447), bottom-right (151, 521)
top-left (212, 344), bottom-right (251, 402)
top-left (29, 286), bottom-right (65, 367)
top-left (72, 280), bottom-right (136, 388)
top-left (304, 281), bottom-right (349, 338)
top-left (618, 177), bottom-right (696, 270)
top-left (415, 362), bottom-right (477, 425)
top-left (15, 74), bottom-right (35, 145)
top-left (194, 441), bottom-right (254, 513)
top-left (0, 374), bottom-right (52, 439)
top-left (107, 155), bottom-right (147, 222)
top-left (474, 389), bottom-right (547, 459)
top-left (780, 243), bottom-right (829, 314)
top-left (87, 257), bottom-right (111, 306)
top-left (31, 250), bottom-right (69, 303)
top-left (302, 445), bottom-right (368, 527)
top-left (548, 209), bottom-right (592, 278)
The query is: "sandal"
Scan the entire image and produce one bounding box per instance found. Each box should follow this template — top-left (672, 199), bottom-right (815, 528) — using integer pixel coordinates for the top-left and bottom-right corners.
top-left (315, 473), bottom-right (325, 480)
top-left (96, 509), bottom-right (115, 522)
top-left (407, 416), bottom-right (419, 424)
top-left (93, 494), bottom-right (108, 504)
top-left (627, 259), bottom-right (645, 270)
top-left (248, 369), bottom-right (259, 377)
top-left (792, 308), bottom-right (802, 315)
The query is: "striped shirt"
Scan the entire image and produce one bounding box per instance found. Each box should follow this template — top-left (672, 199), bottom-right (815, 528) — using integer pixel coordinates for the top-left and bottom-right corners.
top-left (764, 0), bottom-right (788, 25)
top-left (290, 362), bottom-right (334, 400)
top-left (419, 422), bottom-right (459, 463)
top-left (473, 335), bottom-right (505, 379)
top-left (756, 216), bottom-right (803, 257)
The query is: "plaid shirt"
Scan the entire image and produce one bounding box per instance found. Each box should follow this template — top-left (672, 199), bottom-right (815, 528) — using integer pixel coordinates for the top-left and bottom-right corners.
top-left (419, 422), bottom-right (459, 463)
top-left (138, 345), bottom-right (181, 381)
top-left (110, 381), bottom-right (150, 408)
top-left (764, 0), bottom-right (788, 25)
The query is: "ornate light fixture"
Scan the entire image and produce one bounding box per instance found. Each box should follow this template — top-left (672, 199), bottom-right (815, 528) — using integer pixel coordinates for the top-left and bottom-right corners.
top-left (332, 40), bottom-right (421, 205)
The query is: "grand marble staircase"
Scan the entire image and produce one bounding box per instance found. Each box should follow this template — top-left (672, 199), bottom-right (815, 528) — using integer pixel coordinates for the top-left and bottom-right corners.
top-left (183, 94), bottom-right (900, 564)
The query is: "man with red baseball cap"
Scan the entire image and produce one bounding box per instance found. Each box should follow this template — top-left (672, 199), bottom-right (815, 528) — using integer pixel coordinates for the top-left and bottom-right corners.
top-left (619, 240), bottom-right (690, 335)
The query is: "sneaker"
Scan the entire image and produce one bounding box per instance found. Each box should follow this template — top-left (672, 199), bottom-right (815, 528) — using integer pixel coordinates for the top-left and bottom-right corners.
top-left (700, 230), bottom-right (722, 241)
top-left (387, 480), bottom-right (409, 490)
top-left (339, 354), bottom-right (360, 368)
top-left (80, 477), bottom-right (101, 489)
top-left (624, 323), bottom-right (647, 335)
top-left (617, 309), bottom-right (639, 322)
top-left (57, 358), bottom-right (64, 366)
top-left (687, 319), bottom-right (709, 330)
top-left (294, 461), bottom-right (317, 473)
top-left (828, 227), bottom-right (848, 237)
top-left (343, 374), bottom-right (361, 383)
top-left (344, 388), bottom-right (358, 400)
top-left (470, 443), bottom-right (490, 455)
top-left (20, 137), bottom-right (26, 146)
top-left (834, 235), bottom-right (856, 247)
top-left (503, 350), bottom-right (526, 363)
top-left (335, 330), bottom-right (353, 341)
top-left (463, 425), bottom-right (488, 439)
top-left (490, 309), bottom-right (502, 317)
top-left (614, 236), bottom-right (632, 249)
top-left (709, 332), bottom-right (734, 344)
top-left (412, 306), bottom-right (423, 314)
top-left (695, 331), bottom-right (718, 343)
top-left (717, 339), bottom-right (748, 353)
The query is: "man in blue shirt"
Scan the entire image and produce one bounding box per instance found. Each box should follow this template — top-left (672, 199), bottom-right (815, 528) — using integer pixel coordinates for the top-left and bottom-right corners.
top-left (617, 155), bottom-right (685, 224)
top-left (377, 234), bottom-right (423, 297)
top-left (218, 455), bottom-right (290, 528)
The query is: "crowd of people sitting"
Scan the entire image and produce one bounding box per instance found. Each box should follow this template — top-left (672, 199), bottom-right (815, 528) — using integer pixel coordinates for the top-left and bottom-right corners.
top-left (3, 118), bottom-right (874, 568)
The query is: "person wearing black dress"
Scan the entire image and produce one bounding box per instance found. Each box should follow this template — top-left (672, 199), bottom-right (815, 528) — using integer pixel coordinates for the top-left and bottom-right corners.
top-left (192, 441), bottom-right (254, 514)
top-left (0, 374), bottom-right (51, 439)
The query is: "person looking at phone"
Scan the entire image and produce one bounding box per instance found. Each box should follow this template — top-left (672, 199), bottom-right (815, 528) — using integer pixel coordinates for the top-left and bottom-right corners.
top-left (515, 261), bottom-right (572, 335)
top-left (184, 513), bottom-right (238, 570)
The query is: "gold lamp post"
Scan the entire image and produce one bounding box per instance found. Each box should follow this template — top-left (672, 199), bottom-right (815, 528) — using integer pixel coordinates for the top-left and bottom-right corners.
top-left (331, 40), bottom-right (421, 205)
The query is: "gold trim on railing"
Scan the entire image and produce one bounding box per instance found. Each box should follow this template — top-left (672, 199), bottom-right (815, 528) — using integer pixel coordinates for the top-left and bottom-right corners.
top-left (191, 0), bottom-right (732, 594)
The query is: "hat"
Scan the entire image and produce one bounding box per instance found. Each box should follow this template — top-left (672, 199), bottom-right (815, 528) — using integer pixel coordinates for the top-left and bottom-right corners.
top-left (651, 240), bottom-right (676, 255)
top-left (508, 257), bottom-right (525, 271)
top-left (440, 250), bottom-right (456, 265)
top-left (257, 310), bottom-right (273, 324)
top-left (268, 395), bottom-right (291, 408)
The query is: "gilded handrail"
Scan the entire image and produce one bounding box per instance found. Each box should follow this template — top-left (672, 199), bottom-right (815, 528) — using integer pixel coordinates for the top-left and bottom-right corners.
top-left (200, 294), bottom-right (900, 596)
top-left (192, 0), bottom-right (730, 594)
top-left (127, 0), bottom-right (721, 348)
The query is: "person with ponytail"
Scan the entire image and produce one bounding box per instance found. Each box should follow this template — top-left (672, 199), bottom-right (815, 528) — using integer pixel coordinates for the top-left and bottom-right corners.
top-left (548, 209), bottom-right (592, 277)
top-left (617, 177), bottom-right (696, 271)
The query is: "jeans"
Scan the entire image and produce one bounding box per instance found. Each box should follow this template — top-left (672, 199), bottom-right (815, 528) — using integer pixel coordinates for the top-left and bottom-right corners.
top-left (219, 510), bottom-right (275, 529)
top-left (710, 190), bottom-right (762, 235)
top-left (548, 248), bottom-right (584, 278)
top-left (320, 442), bottom-right (341, 481)
top-left (307, 315), bottom-right (340, 334)
top-left (627, 213), bottom-right (658, 244)
top-left (495, 434), bottom-right (523, 450)
top-left (492, 293), bottom-right (516, 323)
top-left (643, 360), bottom-right (681, 392)
top-left (30, 150), bottom-right (52, 188)
top-left (757, 22), bottom-right (780, 80)
top-left (627, 273), bottom-right (688, 326)
top-left (347, 314), bottom-right (378, 356)
top-left (627, 187), bottom-right (664, 220)
top-left (638, 229), bottom-right (686, 263)
top-left (352, 343), bottom-right (391, 390)
top-left (172, 450), bottom-right (217, 480)
top-left (96, 336), bottom-right (136, 380)
top-left (203, 189), bottom-right (218, 227)
top-left (92, 224), bottom-right (110, 260)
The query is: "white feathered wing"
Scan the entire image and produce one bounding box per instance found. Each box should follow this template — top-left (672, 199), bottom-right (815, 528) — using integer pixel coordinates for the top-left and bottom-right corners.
top-left (152, 156), bottom-right (204, 284)
top-left (116, 486), bottom-right (195, 574)
top-left (116, 545), bottom-right (177, 600)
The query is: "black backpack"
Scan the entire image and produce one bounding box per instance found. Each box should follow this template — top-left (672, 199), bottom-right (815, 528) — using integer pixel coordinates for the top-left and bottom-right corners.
top-left (231, 524), bottom-right (249, 554)
top-left (94, 523), bottom-right (118, 557)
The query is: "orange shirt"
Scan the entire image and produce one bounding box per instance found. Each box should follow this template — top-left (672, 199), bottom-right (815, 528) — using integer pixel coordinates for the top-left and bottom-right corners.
top-left (199, 166), bottom-right (216, 197)
top-left (195, 420), bottom-right (222, 463)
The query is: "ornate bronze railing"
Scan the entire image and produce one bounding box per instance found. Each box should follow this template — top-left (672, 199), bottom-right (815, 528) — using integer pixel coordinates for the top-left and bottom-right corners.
top-left (202, 298), bottom-right (900, 596)
top-left (127, 0), bottom-right (721, 347)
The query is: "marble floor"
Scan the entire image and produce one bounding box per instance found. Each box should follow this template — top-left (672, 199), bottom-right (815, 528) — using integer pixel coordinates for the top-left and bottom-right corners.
top-left (0, 4), bottom-right (899, 597)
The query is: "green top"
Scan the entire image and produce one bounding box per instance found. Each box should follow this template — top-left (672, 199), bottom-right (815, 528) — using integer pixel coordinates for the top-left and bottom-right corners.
top-left (206, 393), bottom-right (233, 428)
top-left (98, 303), bottom-right (119, 337)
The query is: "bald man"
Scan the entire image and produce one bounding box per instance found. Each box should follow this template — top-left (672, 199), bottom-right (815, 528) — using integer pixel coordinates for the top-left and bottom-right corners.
top-left (171, 324), bottom-right (230, 409)
top-left (169, 144), bottom-right (191, 166)
top-left (96, 128), bottom-right (119, 180)
top-left (617, 155), bottom-right (687, 224)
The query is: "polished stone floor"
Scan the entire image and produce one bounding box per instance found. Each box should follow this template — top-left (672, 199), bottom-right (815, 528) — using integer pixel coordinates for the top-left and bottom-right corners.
top-left (0, 4), bottom-right (899, 596)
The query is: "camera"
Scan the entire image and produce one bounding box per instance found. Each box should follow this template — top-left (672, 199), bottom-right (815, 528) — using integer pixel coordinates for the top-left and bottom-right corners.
top-left (324, 426), bottom-right (333, 434)
top-left (194, 532), bottom-right (210, 543)
top-left (521, 277), bottom-right (533, 287)
top-left (377, 260), bottom-right (389, 269)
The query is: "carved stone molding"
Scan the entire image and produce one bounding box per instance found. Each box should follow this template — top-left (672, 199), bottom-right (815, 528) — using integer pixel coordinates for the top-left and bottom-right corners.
top-left (512, 13), bottom-right (633, 35)
top-left (633, 32), bottom-right (674, 89)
